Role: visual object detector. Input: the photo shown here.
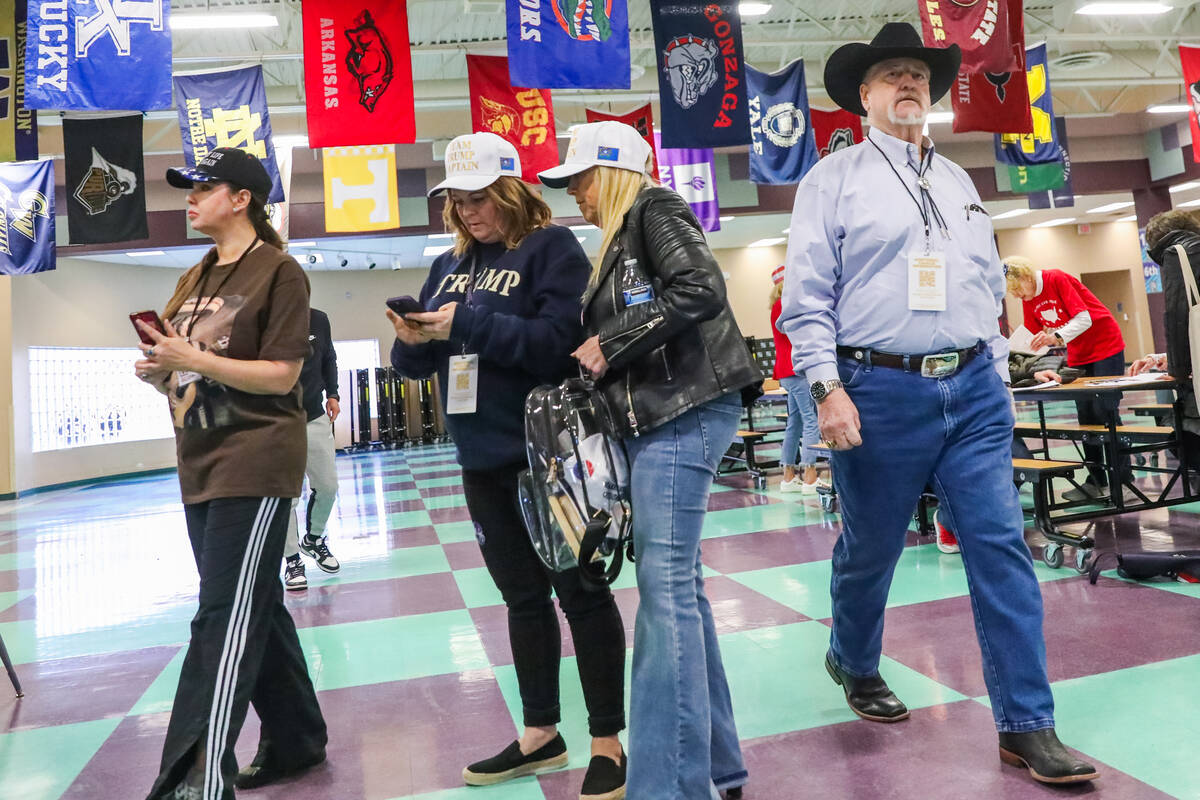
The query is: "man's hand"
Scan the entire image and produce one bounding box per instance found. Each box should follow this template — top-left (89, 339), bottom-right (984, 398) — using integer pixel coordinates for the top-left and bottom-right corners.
top-left (816, 389), bottom-right (862, 450)
top-left (1029, 331), bottom-right (1059, 350)
top-left (1128, 353), bottom-right (1167, 376)
top-left (326, 397), bottom-right (340, 421)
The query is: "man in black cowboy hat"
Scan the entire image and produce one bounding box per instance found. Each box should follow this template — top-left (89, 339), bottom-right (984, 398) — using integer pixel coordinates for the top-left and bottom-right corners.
top-left (777, 22), bottom-right (1098, 786)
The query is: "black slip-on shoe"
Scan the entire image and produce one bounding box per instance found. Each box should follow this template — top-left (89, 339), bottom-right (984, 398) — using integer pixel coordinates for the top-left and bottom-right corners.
top-left (998, 729), bottom-right (1100, 785)
top-left (722, 788), bottom-right (744, 799)
top-left (462, 734), bottom-right (568, 786)
top-left (234, 744), bottom-right (326, 789)
top-left (579, 752), bottom-right (626, 800)
top-left (825, 652), bottom-right (909, 723)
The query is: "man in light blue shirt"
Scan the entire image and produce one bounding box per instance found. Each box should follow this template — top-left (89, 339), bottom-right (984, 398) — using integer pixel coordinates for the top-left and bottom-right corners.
top-left (777, 22), bottom-right (1097, 786)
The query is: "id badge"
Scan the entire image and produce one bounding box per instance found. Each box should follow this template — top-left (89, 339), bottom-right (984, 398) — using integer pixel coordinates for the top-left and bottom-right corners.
top-left (908, 251), bottom-right (947, 311)
top-left (176, 371), bottom-right (202, 387)
top-left (446, 354), bottom-right (479, 415)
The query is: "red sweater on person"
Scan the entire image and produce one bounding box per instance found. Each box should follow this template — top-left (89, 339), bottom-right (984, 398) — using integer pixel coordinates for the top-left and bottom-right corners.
top-left (770, 299), bottom-right (795, 380)
top-left (1022, 268), bottom-right (1124, 367)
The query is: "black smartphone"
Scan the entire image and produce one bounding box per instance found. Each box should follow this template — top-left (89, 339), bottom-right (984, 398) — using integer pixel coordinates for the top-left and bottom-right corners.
top-left (130, 310), bottom-right (166, 345)
top-left (386, 295), bottom-right (424, 317)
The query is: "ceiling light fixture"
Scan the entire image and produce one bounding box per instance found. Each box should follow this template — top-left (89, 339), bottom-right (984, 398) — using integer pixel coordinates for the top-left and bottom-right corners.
top-left (1170, 181), bottom-right (1200, 193)
top-left (925, 111), bottom-right (954, 124)
top-left (427, 233), bottom-right (454, 240)
top-left (171, 13), bottom-right (279, 30)
top-left (1148, 104), bottom-right (1190, 114)
top-left (569, 224), bottom-right (598, 231)
top-left (1176, 198), bottom-right (1200, 208)
top-left (719, 216), bottom-right (735, 222)
top-left (272, 135), bottom-right (309, 150)
top-left (424, 244), bottom-right (453, 257)
top-left (991, 209), bottom-right (1032, 220)
top-left (1115, 214), bottom-right (1138, 222)
top-left (126, 250), bottom-right (166, 257)
top-left (289, 241), bottom-right (317, 248)
top-left (739, 3), bottom-right (772, 16)
top-left (1031, 217), bottom-right (1077, 228)
top-left (1075, 2), bottom-right (1172, 15)
top-left (1086, 201), bottom-right (1134, 214)
top-left (748, 237), bottom-right (787, 248)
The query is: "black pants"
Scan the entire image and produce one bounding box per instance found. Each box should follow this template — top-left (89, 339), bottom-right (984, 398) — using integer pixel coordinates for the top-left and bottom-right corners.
top-left (1074, 350), bottom-right (1127, 485)
top-left (147, 497), bottom-right (327, 800)
top-left (461, 462), bottom-right (626, 737)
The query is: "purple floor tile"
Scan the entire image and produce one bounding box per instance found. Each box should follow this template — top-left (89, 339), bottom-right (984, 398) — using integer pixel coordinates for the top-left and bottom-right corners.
top-left (384, 499), bottom-right (428, 513)
top-left (704, 575), bottom-right (812, 635)
top-left (420, 484), bottom-right (465, 498)
top-left (386, 524), bottom-right (440, 549)
top-left (284, 573), bottom-right (466, 628)
top-left (702, 526), bottom-right (840, 574)
top-left (707, 490), bottom-right (777, 512)
top-left (61, 712), bottom-right (172, 799)
top-left (0, 568), bottom-right (36, 593)
top-left (443, 541), bottom-right (485, 571)
top-left (415, 468), bottom-right (461, 481)
top-left (428, 506), bottom-right (473, 524)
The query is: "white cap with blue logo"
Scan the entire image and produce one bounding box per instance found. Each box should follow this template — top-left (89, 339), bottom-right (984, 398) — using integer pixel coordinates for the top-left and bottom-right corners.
top-left (538, 121), bottom-right (653, 189)
top-left (428, 132), bottom-right (523, 197)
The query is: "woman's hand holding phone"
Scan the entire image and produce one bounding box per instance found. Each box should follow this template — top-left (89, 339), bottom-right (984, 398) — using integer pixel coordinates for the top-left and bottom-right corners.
top-left (135, 317), bottom-right (200, 377)
top-left (386, 308), bottom-right (430, 346)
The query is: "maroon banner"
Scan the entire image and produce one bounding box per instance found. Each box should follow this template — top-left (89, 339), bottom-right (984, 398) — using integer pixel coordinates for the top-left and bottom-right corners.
top-left (1183, 44), bottom-right (1200, 164)
top-left (302, 1), bottom-right (416, 148)
top-left (920, 0), bottom-right (1020, 74)
top-left (467, 55), bottom-right (558, 183)
top-left (950, 0), bottom-right (1030, 134)
top-left (586, 104), bottom-right (660, 181)
top-left (810, 108), bottom-right (862, 158)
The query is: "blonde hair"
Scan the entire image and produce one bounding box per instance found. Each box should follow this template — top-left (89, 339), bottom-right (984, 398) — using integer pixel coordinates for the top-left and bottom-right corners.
top-left (592, 160), bottom-right (657, 285)
top-left (441, 176), bottom-right (552, 257)
top-left (1003, 255), bottom-right (1036, 295)
top-left (769, 281), bottom-right (783, 307)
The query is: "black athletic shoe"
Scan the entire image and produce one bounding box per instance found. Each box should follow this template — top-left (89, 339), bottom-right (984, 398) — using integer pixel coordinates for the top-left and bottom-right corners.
top-left (462, 734), bottom-right (568, 786)
top-left (234, 743), bottom-right (326, 789)
top-left (579, 752), bottom-right (626, 800)
top-left (284, 554), bottom-right (307, 590)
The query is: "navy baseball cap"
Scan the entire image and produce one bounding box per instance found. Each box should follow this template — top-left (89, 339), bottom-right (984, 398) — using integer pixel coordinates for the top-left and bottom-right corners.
top-left (166, 147), bottom-right (272, 202)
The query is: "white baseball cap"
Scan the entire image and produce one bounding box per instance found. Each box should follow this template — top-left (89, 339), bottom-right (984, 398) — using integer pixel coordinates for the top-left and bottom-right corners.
top-left (538, 121), bottom-right (652, 188)
top-left (428, 132), bottom-right (523, 197)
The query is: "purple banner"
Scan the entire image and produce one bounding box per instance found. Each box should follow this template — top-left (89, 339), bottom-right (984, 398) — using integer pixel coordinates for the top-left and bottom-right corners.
top-left (653, 132), bottom-right (720, 232)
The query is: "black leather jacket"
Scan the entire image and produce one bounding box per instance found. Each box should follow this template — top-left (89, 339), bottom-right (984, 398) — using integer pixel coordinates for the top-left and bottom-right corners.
top-left (1149, 228), bottom-right (1200, 379)
top-left (584, 186), bottom-right (762, 437)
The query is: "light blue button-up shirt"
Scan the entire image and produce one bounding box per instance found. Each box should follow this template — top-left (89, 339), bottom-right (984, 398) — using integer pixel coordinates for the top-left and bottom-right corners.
top-left (778, 126), bottom-right (1009, 384)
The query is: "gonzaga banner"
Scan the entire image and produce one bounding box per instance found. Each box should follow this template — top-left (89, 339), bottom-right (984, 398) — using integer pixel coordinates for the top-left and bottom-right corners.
top-left (2, 2), bottom-right (38, 163)
top-left (1182, 43), bottom-right (1200, 164)
top-left (174, 66), bottom-right (285, 203)
top-left (508, 0), bottom-right (630, 89)
top-left (586, 103), bottom-right (659, 180)
top-left (746, 60), bottom-right (818, 185)
top-left (0, 158), bottom-right (55, 275)
top-left (810, 107), bottom-right (862, 158)
top-left (650, 0), bottom-right (750, 148)
top-left (919, 0), bottom-right (1020, 74)
top-left (467, 55), bottom-right (558, 183)
top-left (63, 114), bottom-right (148, 244)
top-left (654, 132), bottom-right (720, 232)
top-left (26, 0), bottom-right (171, 110)
top-left (323, 145), bottom-right (399, 233)
top-left (302, 2), bottom-right (416, 148)
top-left (995, 43), bottom-right (1058, 167)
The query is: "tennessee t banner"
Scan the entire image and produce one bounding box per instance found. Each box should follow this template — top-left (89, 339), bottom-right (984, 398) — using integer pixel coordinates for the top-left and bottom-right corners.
top-left (302, 2), bottom-right (416, 148)
top-left (467, 55), bottom-right (558, 183)
top-left (650, 0), bottom-right (750, 148)
top-left (810, 107), bottom-right (862, 158)
top-left (0, 158), bottom-right (55, 275)
top-left (1182, 43), bottom-right (1200, 163)
top-left (63, 114), bottom-right (148, 244)
top-left (25, 0), bottom-right (171, 110)
top-left (586, 104), bottom-right (659, 180)
top-left (654, 132), bottom-right (720, 232)
top-left (920, 0), bottom-right (1019, 74)
top-left (323, 145), bottom-right (399, 233)
top-left (2, 2), bottom-right (38, 163)
top-left (173, 66), bottom-right (285, 204)
top-left (507, 0), bottom-right (631, 89)
top-left (746, 60), bottom-right (818, 185)
top-left (994, 43), bottom-right (1058, 167)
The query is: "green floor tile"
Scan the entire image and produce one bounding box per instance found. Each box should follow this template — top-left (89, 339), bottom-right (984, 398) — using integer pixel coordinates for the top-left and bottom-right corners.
top-left (0, 552), bottom-right (38, 571)
top-left (398, 780), bottom-right (546, 800)
top-left (409, 462), bottom-right (461, 475)
top-left (128, 647), bottom-right (187, 716)
top-left (436, 521), bottom-right (478, 544)
top-left (0, 717), bottom-right (121, 800)
top-left (453, 567), bottom-right (504, 608)
top-left (299, 610), bottom-right (490, 690)
top-left (0, 606), bottom-right (194, 665)
top-left (0, 589), bottom-right (31, 615)
top-left (321, 544), bottom-right (450, 587)
top-left (702, 503), bottom-right (828, 539)
top-left (422, 493), bottom-right (466, 510)
top-left (417, 476), bottom-right (465, 490)
top-left (386, 510), bottom-right (435, 530)
top-left (383, 489), bottom-right (422, 502)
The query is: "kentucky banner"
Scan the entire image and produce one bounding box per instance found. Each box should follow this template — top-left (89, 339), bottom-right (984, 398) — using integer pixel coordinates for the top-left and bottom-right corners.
top-left (0, 158), bottom-right (54, 274)
top-left (810, 107), bottom-right (862, 158)
top-left (467, 55), bottom-right (558, 183)
top-left (654, 132), bottom-right (720, 232)
top-left (2, 2), bottom-right (38, 163)
top-left (746, 60), bottom-right (818, 185)
top-left (650, 0), bottom-right (750, 148)
top-left (1022, 117), bottom-right (1072, 203)
top-left (1181, 43), bottom-right (1200, 164)
top-left (323, 145), bottom-right (399, 233)
top-left (302, 1), bottom-right (416, 148)
top-left (25, 0), bottom-right (171, 110)
top-left (586, 103), bottom-right (659, 180)
top-left (507, 0), bottom-right (630, 89)
top-left (63, 114), bottom-right (148, 244)
top-left (919, 0), bottom-right (1020, 74)
top-left (994, 43), bottom-right (1058, 167)
top-left (173, 66), bottom-right (285, 204)
top-left (951, 0), bottom-right (1030, 134)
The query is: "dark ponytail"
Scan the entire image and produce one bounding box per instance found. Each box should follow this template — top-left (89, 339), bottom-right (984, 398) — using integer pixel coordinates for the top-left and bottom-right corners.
top-left (248, 195), bottom-right (284, 251)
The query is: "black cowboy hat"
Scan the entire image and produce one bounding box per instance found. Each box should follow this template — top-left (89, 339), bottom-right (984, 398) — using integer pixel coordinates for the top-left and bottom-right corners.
top-left (823, 22), bottom-right (962, 117)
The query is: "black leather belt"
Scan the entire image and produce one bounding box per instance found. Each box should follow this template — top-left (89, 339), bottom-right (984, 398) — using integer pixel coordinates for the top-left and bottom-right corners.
top-left (836, 342), bottom-right (985, 376)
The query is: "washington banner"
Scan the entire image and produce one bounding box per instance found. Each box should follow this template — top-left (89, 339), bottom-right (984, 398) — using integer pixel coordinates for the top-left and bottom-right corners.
top-left (654, 132), bottom-right (720, 232)
top-left (746, 60), bottom-right (818, 185)
top-left (1, 2), bottom-right (38, 163)
top-left (919, 0), bottom-right (1020, 74)
top-left (507, 0), bottom-right (630, 89)
top-left (994, 43), bottom-right (1059, 167)
top-left (1181, 43), bottom-right (1200, 163)
top-left (0, 158), bottom-right (55, 275)
top-left (467, 55), bottom-right (558, 183)
top-left (63, 114), bottom-right (148, 244)
top-left (323, 145), bottom-right (400, 233)
top-left (302, 1), bottom-right (416, 148)
top-left (585, 103), bottom-right (659, 180)
top-left (173, 66), bottom-right (285, 203)
top-left (1019, 117), bottom-right (1072, 201)
top-left (25, 0), bottom-right (171, 110)
top-left (810, 107), bottom-right (862, 158)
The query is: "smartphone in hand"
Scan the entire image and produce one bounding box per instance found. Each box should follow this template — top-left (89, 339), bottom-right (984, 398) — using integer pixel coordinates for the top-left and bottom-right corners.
top-left (386, 295), bottom-right (424, 317)
top-left (130, 310), bottom-right (166, 346)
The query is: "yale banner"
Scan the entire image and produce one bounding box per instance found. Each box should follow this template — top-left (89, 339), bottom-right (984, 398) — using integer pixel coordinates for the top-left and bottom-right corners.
top-left (63, 114), bottom-right (148, 244)
top-left (0, 158), bottom-right (55, 275)
top-left (506, 0), bottom-right (631, 89)
top-left (323, 145), bottom-right (400, 233)
top-left (746, 60), bottom-right (818, 185)
top-left (467, 55), bottom-right (558, 183)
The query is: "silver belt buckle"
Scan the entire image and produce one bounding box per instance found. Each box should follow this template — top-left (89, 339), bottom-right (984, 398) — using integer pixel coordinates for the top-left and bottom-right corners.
top-left (921, 352), bottom-right (959, 378)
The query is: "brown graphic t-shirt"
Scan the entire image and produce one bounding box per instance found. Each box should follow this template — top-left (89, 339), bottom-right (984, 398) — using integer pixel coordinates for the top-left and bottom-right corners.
top-left (166, 244), bottom-right (311, 504)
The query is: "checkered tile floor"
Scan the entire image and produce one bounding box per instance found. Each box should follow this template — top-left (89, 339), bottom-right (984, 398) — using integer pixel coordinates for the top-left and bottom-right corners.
top-left (1, 396), bottom-right (1198, 799)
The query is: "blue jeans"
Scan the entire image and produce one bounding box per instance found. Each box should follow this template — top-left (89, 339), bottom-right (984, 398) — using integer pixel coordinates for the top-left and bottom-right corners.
top-left (779, 375), bottom-right (821, 467)
top-left (828, 353), bottom-right (1055, 733)
top-left (625, 394), bottom-right (748, 799)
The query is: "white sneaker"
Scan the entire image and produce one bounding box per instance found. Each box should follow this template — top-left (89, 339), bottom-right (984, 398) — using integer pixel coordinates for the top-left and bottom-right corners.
top-left (799, 479), bottom-right (831, 495)
top-left (779, 477), bottom-right (805, 493)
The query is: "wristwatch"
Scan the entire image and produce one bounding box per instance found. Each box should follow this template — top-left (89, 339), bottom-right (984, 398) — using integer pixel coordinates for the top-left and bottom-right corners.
top-left (810, 379), bottom-right (844, 403)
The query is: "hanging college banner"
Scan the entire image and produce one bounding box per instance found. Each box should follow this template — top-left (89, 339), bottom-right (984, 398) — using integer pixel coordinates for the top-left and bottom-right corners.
top-left (174, 66), bottom-right (285, 204)
top-left (302, 2), bottom-right (416, 148)
top-left (1021, 117), bottom-right (1072, 203)
top-left (467, 55), bottom-right (558, 183)
top-left (650, 0), bottom-right (750, 148)
top-left (586, 104), bottom-right (659, 180)
top-left (654, 132), bottom-right (720, 232)
top-left (2, 2), bottom-right (38, 163)
top-left (63, 114), bottom-right (148, 244)
top-left (0, 158), bottom-right (54, 274)
top-left (951, 0), bottom-right (1030, 134)
top-left (919, 0), bottom-right (1020, 74)
top-left (994, 43), bottom-right (1058, 167)
top-left (1181, 43), bottom-right (1200, 164)
top-left (25, 0), bottom-right (171, 110)
top-left (323, 145), bottom-right (399, 233)
top-left (810, 107), bottom-right (862, 158)
top-left (746, 60), bottom-right (818, 185)
top-left (507, 0), bottom-right (630, 89)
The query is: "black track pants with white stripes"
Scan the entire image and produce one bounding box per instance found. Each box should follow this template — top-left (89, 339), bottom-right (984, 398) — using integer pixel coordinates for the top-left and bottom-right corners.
top-left (147, 497), bottom-right (328, 800)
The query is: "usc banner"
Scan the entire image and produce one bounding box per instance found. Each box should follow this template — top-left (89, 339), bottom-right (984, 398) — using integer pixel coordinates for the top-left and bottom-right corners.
top-left (1182, 43), bottom-right (1200, 163)
top-left (467, 55), bottom-right (558, 183)
top-left (586, 104), bottom-right (659, 180)
top-left (919, 0), bottom-right (1019, 74)
top-left (810, 108), bottom-right (862, 158)
top-left (302, 1), bottom-right (416, 148)
top-left (323, 145), bottom-right (399, 232)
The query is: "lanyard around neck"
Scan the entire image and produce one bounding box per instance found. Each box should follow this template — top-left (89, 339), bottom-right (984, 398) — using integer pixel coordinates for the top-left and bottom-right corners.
top-left (868, 136), bottom-right (950, 247)
top-left (186, 236), bottom-right (259, 342)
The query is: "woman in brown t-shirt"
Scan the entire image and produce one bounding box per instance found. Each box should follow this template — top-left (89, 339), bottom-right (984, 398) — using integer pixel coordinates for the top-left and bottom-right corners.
top-left (135, 148), bottom-right (327, 800)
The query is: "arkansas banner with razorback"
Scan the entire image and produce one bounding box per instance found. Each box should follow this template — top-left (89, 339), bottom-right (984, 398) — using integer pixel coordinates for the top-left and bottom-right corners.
top-left (63, 114), bottom-right (148, 244)
top-left (1181, 43), bottom-right (1200, 163)
top-left (0, 158), bottom-right (55, 275)
top-left (649, 0), bottom-right (750, 148)
top-left (919, 0), bottom-right (1019, 74)
top-left (467, 55), bottom-right (558, 183)
top-left (810, 107), bottom-right (862, 158)
top-left (302, 0), bottom-right (416, 148)
top-left (507, 0), bottom-right (631, 89)
top-left (586, 104), bottom-right (659, 180)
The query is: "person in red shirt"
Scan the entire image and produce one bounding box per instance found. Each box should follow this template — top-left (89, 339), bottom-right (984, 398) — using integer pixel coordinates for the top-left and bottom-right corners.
top-left (1006, 256), bottom-right (1126, 500)
top-left (770, 266), bottom-right (828, 493)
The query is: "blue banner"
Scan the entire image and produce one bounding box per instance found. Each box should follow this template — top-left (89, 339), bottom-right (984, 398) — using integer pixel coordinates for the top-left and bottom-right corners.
top-left (746, 60), bottom-right (818, 185)
top-left (25, 0), bottom-right (171, 110)
top-left (507, 0), bottom-right (630, 89)
top-left (0, 158), bottom-right (55, 275)
top-left (1027, 117), bottom-right (1074, 209)
top-left (173, 66), bottom-right (285, 204)
top-left (994, 43), bottom-right (1059, 167)
top-left (650, 0), bottom-right (750, 148)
